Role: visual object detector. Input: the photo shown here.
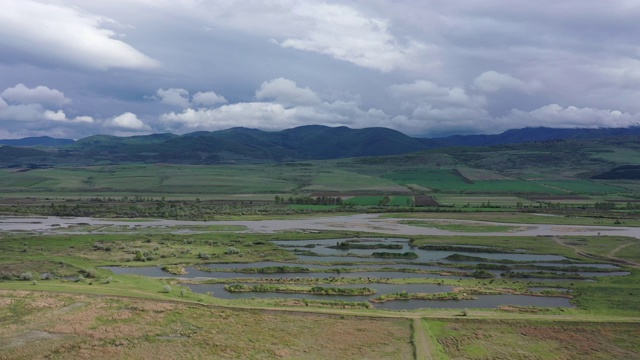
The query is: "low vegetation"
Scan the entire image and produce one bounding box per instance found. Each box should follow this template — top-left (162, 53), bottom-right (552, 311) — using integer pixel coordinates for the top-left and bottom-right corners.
top-left (2, 132), bottom-right (640, 358)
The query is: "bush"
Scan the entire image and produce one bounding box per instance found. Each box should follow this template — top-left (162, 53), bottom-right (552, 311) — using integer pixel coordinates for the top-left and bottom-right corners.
top-left (162, 285), bottom-right (172, 293)
top-left (225, 247), bottom-right (241, 255)
top-left (20, 272), bottom-right (33, 281)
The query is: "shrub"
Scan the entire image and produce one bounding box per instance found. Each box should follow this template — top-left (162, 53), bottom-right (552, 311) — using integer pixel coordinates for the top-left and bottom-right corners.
top-left (225, 247), bottom-right (240, 255)
top-left (20, 272), bottom-right (33, 281)
top-left (162, 285), bottom-right (172, 293)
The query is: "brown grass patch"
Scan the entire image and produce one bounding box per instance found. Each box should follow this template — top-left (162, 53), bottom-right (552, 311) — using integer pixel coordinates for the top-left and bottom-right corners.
top-left (431, 319), bottom-right (640, 360)
top-left (0, 290), bottom-right (412, 360)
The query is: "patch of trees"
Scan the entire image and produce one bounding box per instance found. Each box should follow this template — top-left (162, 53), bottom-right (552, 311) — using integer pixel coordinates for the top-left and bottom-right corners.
top-left (275, 195), bottom-right (343, 205)
top-left (371, 252), bottom-right (418, 259)
top-left (419, 245), bottom-right (513, 253)
top-left (330, 241), bottom-right (402, 250)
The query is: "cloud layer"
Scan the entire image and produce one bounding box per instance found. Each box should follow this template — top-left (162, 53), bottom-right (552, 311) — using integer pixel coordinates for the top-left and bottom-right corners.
top-left (1, 1), bottom-right (639, 139)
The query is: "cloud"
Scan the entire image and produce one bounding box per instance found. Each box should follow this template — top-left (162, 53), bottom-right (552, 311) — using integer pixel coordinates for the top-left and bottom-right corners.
top-left (501, 104), bottom-right (639, 129)
top-left (278, 2), bottom-right (430, 72)
top-left (159, 78), bottom-right (392, 133)
top-left (156, 88), bottom-right (191, 108)
top-left (1, 83), bottom-right (70, 106)
top-left (256, 78), bottom-right (321, 106)
top-left (43, 110), bottom-right (94, 123)
top-left (192, 91), bottom-right (227, 106)
top-left (43, 110), bottom-right (67, 121)
top-left (0, 103), bottom-right (47, 122)
top-left (159, 1), bottom-right (434, 72)
top-left (0, 0), bottom-right (159, 70)
top-left (161, 102), bottom-right (296, 131)
top-left (473, 71), bottom-right (542, 93)
top-left (389, 80), bottom-right (485, 108)
top-left (2, 1), bottom-right (640, 139)
top-left (108, 112), bottom-right (148, 130)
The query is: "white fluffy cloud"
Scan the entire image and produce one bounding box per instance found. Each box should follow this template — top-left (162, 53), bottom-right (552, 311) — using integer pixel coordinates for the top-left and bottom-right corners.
top-left (0, 103), bottom-right (47, 122)
top-left (473, 71), bottom-right (541, 93)
top-left (192, 91), bottom-right (227, 106)
top-left (389, 80), bottom-right (486, 108)
top-left (277, 3), bottom-right (430, 72)
top-left (109, 112), bottom-right (148, 130)
top-left (501, 104), bottom-right (639, 129)
top-left (1, 83), bottom-right (70, 106)
top-left (0, 0), bottom-right (158, 70)
top-left (256, 78), bottom-right (321, 106)
top-left (160, 77), bottom-right (391, 133)
top-left (156, 88), bottom-right (227, 108)
top-left (156, 88), bottom-right (190, 108)
top-left (0, 84), bottom-right (94, 126)
top-left (43, 110), bottom-right (94, 123)
top-left (43, 110), bottom-right (66, 121)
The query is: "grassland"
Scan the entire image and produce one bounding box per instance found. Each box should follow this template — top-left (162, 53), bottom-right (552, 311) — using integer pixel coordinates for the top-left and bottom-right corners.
top-left (424, 318), bottom-right (640, 359)
top-left (2, 138), bottom-right (640, 358)
top-left (0, 290), bottom-right (412, 360)
top-left (1, 219), bottom-right (640, 359)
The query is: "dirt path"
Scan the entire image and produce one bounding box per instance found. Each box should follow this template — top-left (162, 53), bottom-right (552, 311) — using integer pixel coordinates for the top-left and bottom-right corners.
top-left (608, 242), bottom-right (634, 258)
top-left (412, 318), bottom-right (434, 360)
top-left (554, 237), bottom-right (640, 269)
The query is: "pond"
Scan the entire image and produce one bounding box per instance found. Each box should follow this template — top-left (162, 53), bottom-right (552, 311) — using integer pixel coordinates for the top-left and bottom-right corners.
top-left (187, 283), bottom-right (452, 303)
top-left (274, 238), bottom-right (569, 262)
top-left (375, 294), bottom-right (574, 310)
top-left (104, 263), bottom-right (576, 309)
top-left (103, 266), bottom-right (465, 280)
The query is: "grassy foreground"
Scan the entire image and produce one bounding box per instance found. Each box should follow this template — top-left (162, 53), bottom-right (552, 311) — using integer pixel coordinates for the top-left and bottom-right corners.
top-left (1, 216), bottom-right (640, 359)
top-left (0, 290), bottom-right (412, 360)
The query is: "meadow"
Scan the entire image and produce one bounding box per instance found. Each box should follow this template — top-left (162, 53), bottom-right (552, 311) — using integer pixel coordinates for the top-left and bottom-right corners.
top-left (1, 140), bottom-right (640, 358)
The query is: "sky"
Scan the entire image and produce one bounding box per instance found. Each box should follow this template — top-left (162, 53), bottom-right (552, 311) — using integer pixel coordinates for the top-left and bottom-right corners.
top-left (1, 0), bottom-right (639, 139)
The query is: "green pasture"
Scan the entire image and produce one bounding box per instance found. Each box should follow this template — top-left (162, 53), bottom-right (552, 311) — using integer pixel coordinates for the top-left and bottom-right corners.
top-left (435, 195), bottom-right (528, 207)
top-left (345, 196), bottom-right (385, 206)
top-left (455, 167), bottom-right (512, 180)
top-left (301, 167), bottom-right (406, 192)
top-left (389, 195), bottom-right (414, 206)
top-left (384, 169), bottom-right (564, 194)
top-left (0, 165), bottom-right (298, 195)
top-left (539, 180), bottom-right (628, 194)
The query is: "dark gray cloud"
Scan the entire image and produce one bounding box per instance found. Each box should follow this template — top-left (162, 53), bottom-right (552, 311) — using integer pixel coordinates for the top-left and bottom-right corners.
top-left (0, 0), bottom-right (639, 139)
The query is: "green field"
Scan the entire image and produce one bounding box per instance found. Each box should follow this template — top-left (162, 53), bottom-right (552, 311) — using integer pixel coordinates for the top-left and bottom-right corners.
top-left (539, 180), bottom-right (628, 194)
top-left (2, 136), bottom-right (640, 358)
top-left (384, 169), bottom-right (576, 194)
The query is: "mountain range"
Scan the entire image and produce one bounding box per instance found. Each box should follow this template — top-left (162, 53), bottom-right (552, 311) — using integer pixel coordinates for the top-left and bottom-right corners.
top-left (2, 125), bottom-right (640, 166)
